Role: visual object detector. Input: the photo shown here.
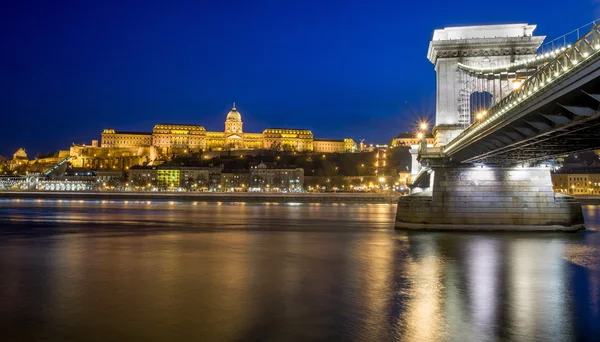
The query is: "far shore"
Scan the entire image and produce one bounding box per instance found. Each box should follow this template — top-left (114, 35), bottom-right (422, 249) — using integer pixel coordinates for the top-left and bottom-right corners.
top-left (0, 191), bottom-right (401, 204)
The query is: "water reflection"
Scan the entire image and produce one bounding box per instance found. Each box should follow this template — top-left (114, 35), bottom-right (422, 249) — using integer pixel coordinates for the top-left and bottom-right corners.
top-left (0, 200), bottom-right (599, 341)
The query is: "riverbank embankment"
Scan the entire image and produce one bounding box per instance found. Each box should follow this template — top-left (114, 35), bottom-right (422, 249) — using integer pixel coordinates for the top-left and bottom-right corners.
top-left (0, 191), bottom-right (400, 204)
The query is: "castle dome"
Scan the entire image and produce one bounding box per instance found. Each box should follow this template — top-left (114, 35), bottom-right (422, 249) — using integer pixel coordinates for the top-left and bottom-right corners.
top-left (226, 102), bottom-right (242, 122)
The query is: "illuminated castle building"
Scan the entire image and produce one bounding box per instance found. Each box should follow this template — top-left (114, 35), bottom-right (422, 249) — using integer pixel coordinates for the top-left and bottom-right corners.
top-left (100, 104), bottom-right (356, 153)
top-left (67, 104), bottom-right (356, 170)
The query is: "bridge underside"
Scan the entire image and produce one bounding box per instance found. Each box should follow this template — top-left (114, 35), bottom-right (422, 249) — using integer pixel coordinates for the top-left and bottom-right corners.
top-left (450, 65), bottom-right (600, 165)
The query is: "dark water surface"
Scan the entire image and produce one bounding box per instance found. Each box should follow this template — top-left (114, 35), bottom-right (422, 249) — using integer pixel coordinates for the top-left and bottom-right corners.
top-left (1, 199), bottom-right (600, 342)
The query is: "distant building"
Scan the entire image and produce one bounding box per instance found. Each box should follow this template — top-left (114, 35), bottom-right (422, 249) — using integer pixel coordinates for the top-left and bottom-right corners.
top-left (99, 104), bottom-right (357, 154)
top-left (220, 170), bottom-right (250, 191)
top-left (552, 168), bottom-right (600, 195)
top-left (69, 144), bottom-right (151, 170)
top-left (63, 104), bottom-right (358, 172)
top-left (128, 165), bottom-right (157, 188)
top-left (13, 148), bottom-right (27, 160)
top-left (48, 168), bottom-right (97, 182)
top-left (313, 138), bottom-right (357, 153)
top-left (96, 170), bottom-right (125, 184)
top-left (0, 175), bottom-right (27, 189)
top-left (249, 162), bottom-right (304, 192)
top-left (390, 132), bottom-right (434, 148)
top-left (152, 165), bottom-right (218, 190)
top-left (9, 148), bottom-right (28, 170)
top-left (100, 130), bottom-right (153, 148)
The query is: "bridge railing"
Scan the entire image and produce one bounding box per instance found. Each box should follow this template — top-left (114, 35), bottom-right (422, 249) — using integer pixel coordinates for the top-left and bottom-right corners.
top-left (458, 19), bottom-right (600, 76)
top-left (539, 19), bottom-right (599, 53)
top-left (444, 24), bottom-right (600, 155)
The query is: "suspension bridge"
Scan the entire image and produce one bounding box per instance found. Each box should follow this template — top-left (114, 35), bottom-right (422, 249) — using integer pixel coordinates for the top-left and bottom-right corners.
top-left (395, 21), bottom-right (600, 231)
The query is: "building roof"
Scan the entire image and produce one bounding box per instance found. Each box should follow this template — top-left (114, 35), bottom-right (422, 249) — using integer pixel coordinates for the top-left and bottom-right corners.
top-left (226, 103), bottom-right (242, 122)
top-left (113, 131), bottom-right (151, 136)
top-left (431, 24), bottom-right (536, 41)
top-left (252, 161), bottom-right (302, 170)
top-left (153, 124), bottom-right (206, 130)
top-left (221, 169), bottom-right (249, 174)
top-left (263, 128), bottom-right (312, 134)
top-left (129, 165), bottom-right (156, 170)
top-left (13, 148), bottom-right (27, 159)
top-left (553, 168), bottom-right (600, 175)
top-left (96, 169), bottom-right (124, 173)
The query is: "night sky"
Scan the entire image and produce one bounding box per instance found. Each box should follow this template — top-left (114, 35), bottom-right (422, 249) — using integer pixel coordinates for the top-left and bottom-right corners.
top-left (1, 0), bottom-right (597, 156)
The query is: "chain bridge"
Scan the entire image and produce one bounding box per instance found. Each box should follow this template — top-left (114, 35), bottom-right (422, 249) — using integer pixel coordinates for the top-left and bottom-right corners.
top-left (395, 22), bottom-right (600, 231)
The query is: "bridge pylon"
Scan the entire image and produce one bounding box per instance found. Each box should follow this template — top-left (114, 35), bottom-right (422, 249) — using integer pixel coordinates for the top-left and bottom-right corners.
top-left (395, 23), bottom-right (595, 231)
top-left (428, 24), bottom-right (544, 146)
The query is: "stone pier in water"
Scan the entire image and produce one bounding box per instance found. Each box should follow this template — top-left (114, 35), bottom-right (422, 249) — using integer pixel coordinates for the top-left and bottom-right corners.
top-left (395, 167), bottom-right (584, 231)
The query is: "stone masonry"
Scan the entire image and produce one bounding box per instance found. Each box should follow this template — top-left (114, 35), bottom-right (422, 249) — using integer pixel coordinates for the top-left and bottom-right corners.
top-left (395, 167), bottom-right (584, 231)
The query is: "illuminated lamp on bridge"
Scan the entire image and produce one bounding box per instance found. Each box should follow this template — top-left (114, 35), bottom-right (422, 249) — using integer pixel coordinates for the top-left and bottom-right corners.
top-left (512, 79), bottom-right (524, 90)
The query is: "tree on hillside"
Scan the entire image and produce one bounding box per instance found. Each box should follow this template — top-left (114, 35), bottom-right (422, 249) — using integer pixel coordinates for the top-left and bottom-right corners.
top-left (35, 151), bottom-right (58, 160)
top-left (387, 147), bottom-right (411, 175)
top-left (282, 144), bottom-right (294, 152)
top-left (270, 141), bottom-right (282, 151)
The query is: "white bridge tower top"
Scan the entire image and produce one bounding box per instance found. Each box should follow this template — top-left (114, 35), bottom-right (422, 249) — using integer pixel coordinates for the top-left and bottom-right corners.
top-left (427, 23), bottom-right (545, 146)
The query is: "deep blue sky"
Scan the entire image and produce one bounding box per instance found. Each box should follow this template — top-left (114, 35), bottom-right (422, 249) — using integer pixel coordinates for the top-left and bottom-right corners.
top-left (1, 0), bottom-right (597, 156)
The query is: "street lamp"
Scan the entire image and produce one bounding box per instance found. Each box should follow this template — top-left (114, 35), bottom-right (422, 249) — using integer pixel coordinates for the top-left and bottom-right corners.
top-left (417, 132), bottom-right (424, 140)
top-left (512, 79), bottom-right (523, 90)
top-left (419, 122), bottom-right (428, 131)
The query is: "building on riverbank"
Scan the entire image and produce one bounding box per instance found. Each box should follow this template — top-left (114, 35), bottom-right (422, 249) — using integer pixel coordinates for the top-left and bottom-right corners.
top-left (552, 168), bottom-right (600, 195)
top-left (249, 162), bottom-right (304, 192)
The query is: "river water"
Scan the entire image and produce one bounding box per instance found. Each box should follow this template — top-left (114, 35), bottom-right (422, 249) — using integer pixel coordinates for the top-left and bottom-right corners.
top-left (0, 199), bottom-right (599, 341)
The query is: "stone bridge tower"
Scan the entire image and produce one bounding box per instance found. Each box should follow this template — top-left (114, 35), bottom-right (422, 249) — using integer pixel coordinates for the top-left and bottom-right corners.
top-left (427, 24), bottom-right (544, 146)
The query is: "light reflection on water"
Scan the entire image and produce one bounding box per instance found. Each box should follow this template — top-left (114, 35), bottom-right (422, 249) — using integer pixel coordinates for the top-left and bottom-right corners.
top-left (0, 200), bottom-right (599, 341)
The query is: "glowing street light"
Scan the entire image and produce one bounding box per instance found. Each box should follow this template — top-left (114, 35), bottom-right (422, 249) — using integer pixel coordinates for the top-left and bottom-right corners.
top-left (512, 79), bottom-right (523, 90)
top-left (417, 132), bottom-right (424, 139)
top-left (419, 122), bottom-right (428, 131)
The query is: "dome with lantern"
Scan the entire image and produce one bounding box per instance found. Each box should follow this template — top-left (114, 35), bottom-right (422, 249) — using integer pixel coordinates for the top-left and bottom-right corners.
top-left (226, 103), bottom-right (242, 122)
